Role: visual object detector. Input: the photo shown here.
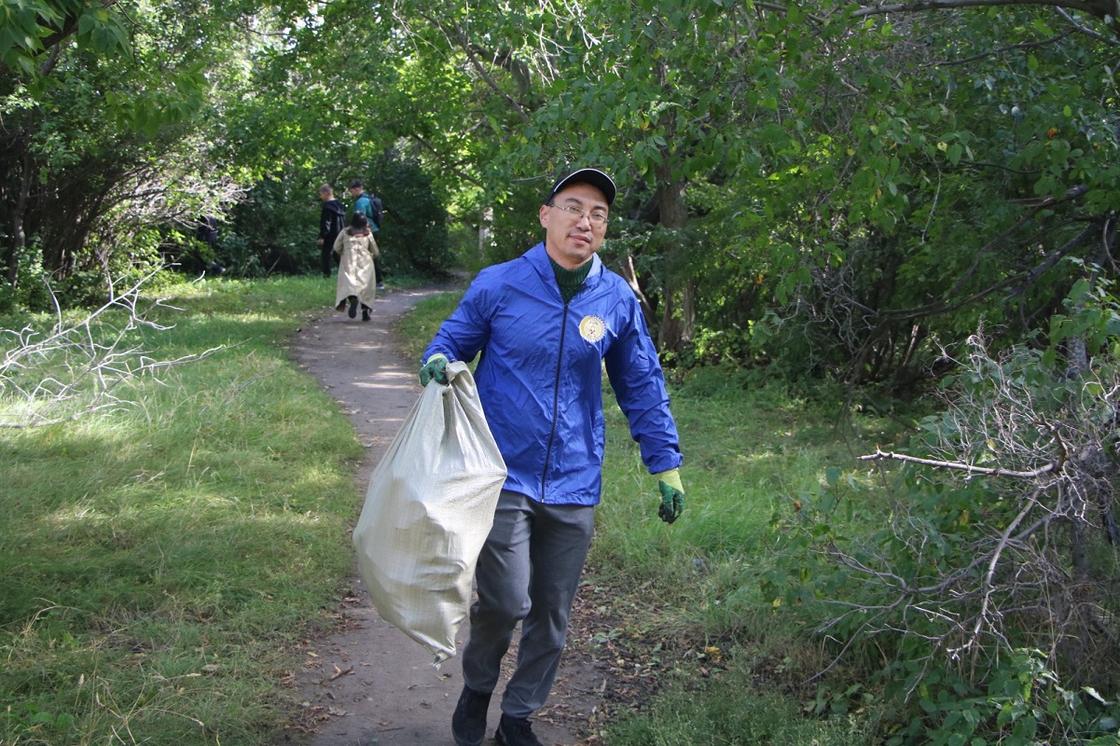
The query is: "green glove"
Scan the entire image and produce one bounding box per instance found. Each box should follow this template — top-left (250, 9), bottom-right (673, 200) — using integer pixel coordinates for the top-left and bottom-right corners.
top-left (655, 468), bottom-right (685, 524)
top-left (419, 353), bottom-right (449, 386)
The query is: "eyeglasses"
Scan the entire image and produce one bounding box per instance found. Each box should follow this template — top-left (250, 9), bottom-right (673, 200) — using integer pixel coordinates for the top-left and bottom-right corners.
top-left (550, 202), bottom-right (609, 227)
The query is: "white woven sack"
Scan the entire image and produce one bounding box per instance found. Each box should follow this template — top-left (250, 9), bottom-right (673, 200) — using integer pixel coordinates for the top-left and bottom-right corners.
top-left (352, 361), bottom-right (506, 663)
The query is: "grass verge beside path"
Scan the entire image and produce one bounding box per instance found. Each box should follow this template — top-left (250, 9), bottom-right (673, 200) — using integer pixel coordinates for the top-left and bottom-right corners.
top-left (1, 276), bottom-right (361, 745)
top-left (592, 367), bottom-right (884, 744)
top-left (399, 292), bottom-right (895, 744)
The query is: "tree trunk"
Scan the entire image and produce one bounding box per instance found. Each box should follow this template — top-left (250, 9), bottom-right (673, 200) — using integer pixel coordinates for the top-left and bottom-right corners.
top-left (682, 277), bottom-right (697, 342)
top-left (8, 148), bottom-right (32, 288)
top-left (659, 292), bottom-right (681, 351)
top-left (617, 252), bottom-right (656, 328)
top-left (1071, 517), bottom-right (1089, 582)
top-left (1063, 265), bottom-right (1119, 546)
top-left (654, 166), bottom-right (693, 352)
top-left (42, 180), bottom-right (108, 278)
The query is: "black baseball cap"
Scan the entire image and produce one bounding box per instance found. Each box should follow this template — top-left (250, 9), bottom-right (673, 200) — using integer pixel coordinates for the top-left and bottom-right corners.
top-left (545, 167), bottom-right (616, 206)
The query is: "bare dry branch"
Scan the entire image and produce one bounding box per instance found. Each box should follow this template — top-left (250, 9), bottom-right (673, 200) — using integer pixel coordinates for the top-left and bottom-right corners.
top-left (1054, 6), bottom-right (1120, 44)
top-left (852, 0), bottom-right (1106, 19)
top-left (811, 327), bottom-right (1118, 680)
top-left (858, 448), bottom-right (1063, 478)
top-left (0, 269), bottom-right (224, 428)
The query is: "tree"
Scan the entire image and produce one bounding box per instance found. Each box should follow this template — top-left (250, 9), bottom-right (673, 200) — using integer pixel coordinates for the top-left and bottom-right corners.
top-left (1, 1), bottom-right (296, 305)
top-left (1, 0), bottom-right (132, 291)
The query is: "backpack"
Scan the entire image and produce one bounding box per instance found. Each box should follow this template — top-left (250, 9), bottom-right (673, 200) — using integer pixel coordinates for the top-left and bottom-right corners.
top-left (367, 194), bottom-right (383, 231)
top-left (330, 211), bottom-right (346, 236)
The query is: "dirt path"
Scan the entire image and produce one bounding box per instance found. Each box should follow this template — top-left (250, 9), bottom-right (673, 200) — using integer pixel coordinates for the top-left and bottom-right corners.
top-left (283, 288), bottom-right (605, 746)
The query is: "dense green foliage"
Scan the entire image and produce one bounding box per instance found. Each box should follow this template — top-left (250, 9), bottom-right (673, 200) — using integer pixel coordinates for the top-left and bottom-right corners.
top-left (2, 1), bottom-right (255, 304)
top-left (0, 1), bottom-right (451, 303)
top-left (320, 0), bottom-right (1119, 380)
top-left (5, 2), bottom-right (1116, 378)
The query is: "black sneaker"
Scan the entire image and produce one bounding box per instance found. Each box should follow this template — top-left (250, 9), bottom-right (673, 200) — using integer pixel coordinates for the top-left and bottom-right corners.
top-left (347, 295), bottom-right (358, 318)
top-left (361, 306), bottom-right (371, 322)
top-left (495, 714), bottom-right (542, 746)
top-left (451, 686), bottom-right (491, 746)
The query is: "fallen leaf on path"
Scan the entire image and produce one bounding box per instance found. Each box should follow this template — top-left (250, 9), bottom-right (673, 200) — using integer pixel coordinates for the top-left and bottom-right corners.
top-left (328, 664), bottom-right (353, 681)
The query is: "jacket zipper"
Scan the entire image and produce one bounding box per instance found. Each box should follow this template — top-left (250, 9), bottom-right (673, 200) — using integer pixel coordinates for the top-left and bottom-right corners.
top-left (540, 298), bottom-right (570, 499)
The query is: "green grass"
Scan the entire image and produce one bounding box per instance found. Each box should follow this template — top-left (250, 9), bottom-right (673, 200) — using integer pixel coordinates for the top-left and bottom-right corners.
top-left (595, 365), bottom-right (893, 611)
top-left (398, 292), bottom-right (904, 742)
top-left (1, 275), bottom-right (362, 744)
top-left (396, 290), bottom-right (462, 363)
top-left (606, 664), bottom-right (871, 745)
top-left (591, 367), bottom-right (901, 742)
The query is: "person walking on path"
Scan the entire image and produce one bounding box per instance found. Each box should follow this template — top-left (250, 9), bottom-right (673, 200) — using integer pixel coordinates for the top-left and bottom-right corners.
top-left (317, 184), bottom-right (346, 278)
top-left (418, 167), bottom-right (686, 746)
top-left (347, 178), bottom-right (386, 290)
top-left (333, 212), bottom-right (378, 322)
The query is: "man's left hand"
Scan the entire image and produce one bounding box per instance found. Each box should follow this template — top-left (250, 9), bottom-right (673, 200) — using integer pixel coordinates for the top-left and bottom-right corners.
top-left (654, 468), bottom-right (685, 524)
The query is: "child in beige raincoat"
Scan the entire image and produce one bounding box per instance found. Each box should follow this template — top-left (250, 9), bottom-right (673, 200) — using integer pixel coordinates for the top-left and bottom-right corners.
top-left (333, 212), bottom-right (379, 321)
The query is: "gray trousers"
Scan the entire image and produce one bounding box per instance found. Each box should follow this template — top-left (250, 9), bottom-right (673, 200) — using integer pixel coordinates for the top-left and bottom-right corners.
top-left (462, 490), bottom-right (596, 718)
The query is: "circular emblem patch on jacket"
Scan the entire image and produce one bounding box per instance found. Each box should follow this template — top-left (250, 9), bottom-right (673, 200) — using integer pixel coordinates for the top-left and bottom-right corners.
top-left (579, 315), bottom-right (607, 343)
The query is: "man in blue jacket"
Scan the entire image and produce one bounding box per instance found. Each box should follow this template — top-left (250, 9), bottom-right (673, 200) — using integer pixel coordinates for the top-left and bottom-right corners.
top-left (419, 167), bottom-right (685, 746)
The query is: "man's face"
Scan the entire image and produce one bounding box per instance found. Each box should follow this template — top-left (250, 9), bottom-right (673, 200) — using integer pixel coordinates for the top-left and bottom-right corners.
top-left (348, 186), bottom-right (362, 198)
top-left (319, 191), bottom-right (331, 202)
top-left (539, 182), bottom-right (609, 270)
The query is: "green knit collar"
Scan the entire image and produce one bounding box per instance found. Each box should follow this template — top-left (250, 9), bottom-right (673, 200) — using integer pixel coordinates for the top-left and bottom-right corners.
top-left (549, 257), bottom-right (592, 302)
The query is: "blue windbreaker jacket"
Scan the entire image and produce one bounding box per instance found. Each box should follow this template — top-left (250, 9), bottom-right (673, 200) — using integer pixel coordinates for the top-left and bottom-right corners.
top-left (422, 243), bottom-right (682, 506)
top-left (353, 193), bottom-right (381, 232)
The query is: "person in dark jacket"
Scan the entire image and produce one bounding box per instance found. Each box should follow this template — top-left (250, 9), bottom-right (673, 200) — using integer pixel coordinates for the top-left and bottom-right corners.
top-left (419, 168), bottom-right (685, 746)
top-left (193, 215), bottom-right (225, 275)
top-left (317, 184), bottom-right (346, 278)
